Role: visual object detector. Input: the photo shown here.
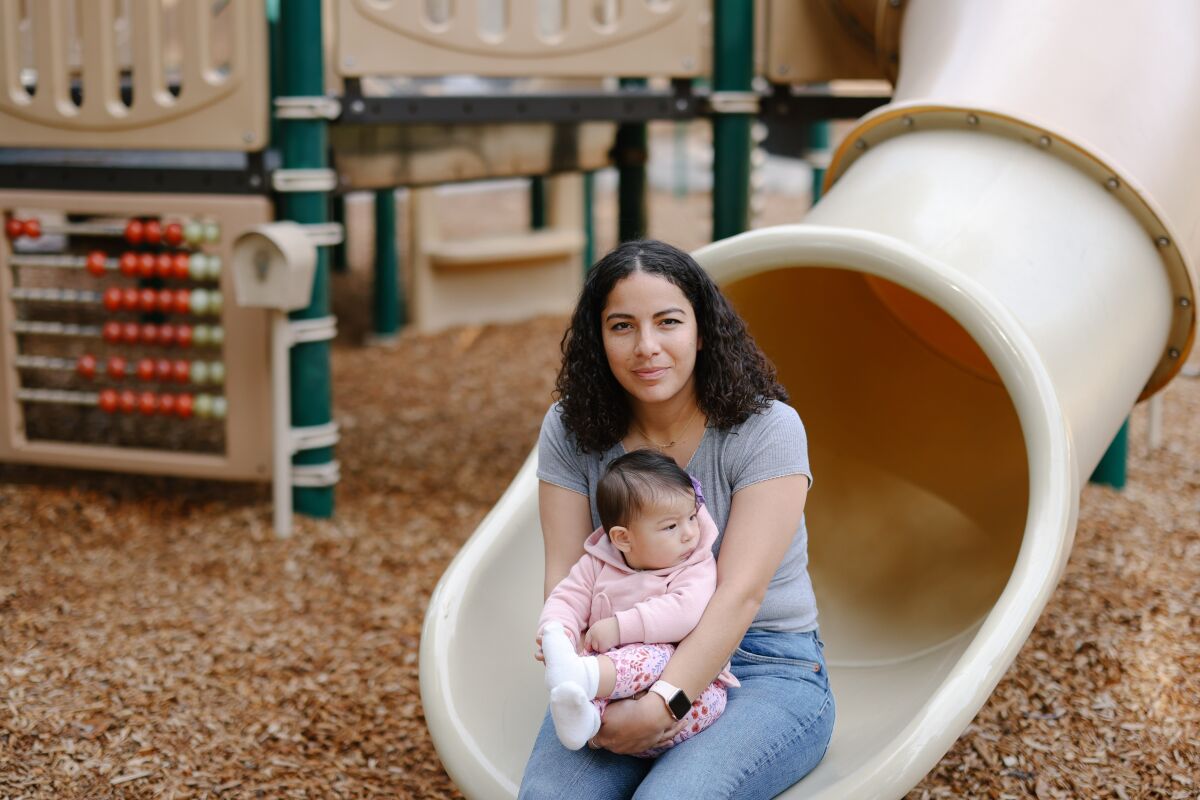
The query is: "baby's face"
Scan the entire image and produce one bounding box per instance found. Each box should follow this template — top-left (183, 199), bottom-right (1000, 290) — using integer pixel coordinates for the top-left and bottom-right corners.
top-left (622, 491), bottom-right (701, 571)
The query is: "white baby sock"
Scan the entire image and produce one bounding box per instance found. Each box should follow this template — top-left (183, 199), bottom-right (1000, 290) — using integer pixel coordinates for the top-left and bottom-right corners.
top-left (541, 622), bottom-right (599, 697)
top-left (550, 682), bottom-right (602, 751)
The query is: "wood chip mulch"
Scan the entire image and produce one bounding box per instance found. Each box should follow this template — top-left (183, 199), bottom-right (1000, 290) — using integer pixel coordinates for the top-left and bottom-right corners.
top-left (2, 187), bottom-right (1198, 799)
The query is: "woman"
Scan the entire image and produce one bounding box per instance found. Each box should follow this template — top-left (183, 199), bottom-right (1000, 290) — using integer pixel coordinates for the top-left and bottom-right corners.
top-left (519, 240), bottom-right (834, 799)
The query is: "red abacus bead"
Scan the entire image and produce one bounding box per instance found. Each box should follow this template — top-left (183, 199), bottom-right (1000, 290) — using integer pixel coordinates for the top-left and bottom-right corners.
top-left (121, 287), bottom-right (139, 311)
top-left (98, 389), bottom-right (119, 414)
top-left (136, 358), bottom-right (155, 382)
top-left (118, 390), bottom-right (137, 414)
top-left (76, 354), bottom-right (97, 379)
top-left (22, 219), bottom-right (40, 239)
top-left (155, 289), bottom-right (173, 313)
top-left (175, 325), bottom-right (193, 347)
top-left (122, 322), bottom-right (140, 343)
top-left (155, 253), bottom-right (173, 279)
top-left (138, 391), bottom-right (158, 416)
top-left (86, 251), bottom-right (107, 277)
top-left (107, 356), bottom-right (127, 379)
top-left (158, 393), bottom-right (176, 416)
top-left (124, 219), bottom-right (144, 245)
top-left (171, 252), bottom-right (190, 280)
top-left (155, 358), bottom-right (173, 380)
top-left (175, 394), bottom-right (194, 419)
top-left (138, 252), bottom-right (156, 278)
top-left (102, 320), bottom-right (122, 343)
top-left (4, 218), bottom-right (22, 240)
top-left (139, 288), bottom-right (158, 312)
top-left (102, 287), bottom-right (123, 312)
top-left (172, 289), bottom-right (191, 315)
top-left (143, 220), bottom-right (162, 245)
top-left (158, 324), bottom-right (177, 347)
top-left (172, 359), bottom-right (191, 383)
top-left (119, 252), bottom-right (138, 277)
top-left (140, 323), bottom-right (159, 345)
top-left (164, 222), bottom-right (183, 247)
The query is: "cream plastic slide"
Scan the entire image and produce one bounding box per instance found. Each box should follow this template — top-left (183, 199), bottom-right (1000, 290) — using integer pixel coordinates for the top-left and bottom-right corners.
top-left (420, 1), bottom-right (1199, 797)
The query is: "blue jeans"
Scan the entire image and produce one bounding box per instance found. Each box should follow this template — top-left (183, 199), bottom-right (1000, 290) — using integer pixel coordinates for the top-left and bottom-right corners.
top-left (518, 629), bottom-right (835, 800)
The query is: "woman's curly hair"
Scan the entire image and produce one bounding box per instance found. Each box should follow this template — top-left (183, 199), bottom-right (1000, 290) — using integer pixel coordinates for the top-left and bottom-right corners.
top-left (555, 239), bottom-right (788, 453)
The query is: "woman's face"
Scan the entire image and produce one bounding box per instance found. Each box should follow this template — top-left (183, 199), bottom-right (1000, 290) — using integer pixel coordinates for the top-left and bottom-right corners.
top-left (601, 270), bottom-right (701, 409)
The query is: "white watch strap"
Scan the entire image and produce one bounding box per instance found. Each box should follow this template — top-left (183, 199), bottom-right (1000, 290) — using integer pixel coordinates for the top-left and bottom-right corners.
top-left (648, 680), bottom-right (685, 718)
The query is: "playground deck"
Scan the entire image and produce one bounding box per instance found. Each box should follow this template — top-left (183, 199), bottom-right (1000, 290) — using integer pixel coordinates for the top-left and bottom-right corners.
top-left (1, 184), bottom-right (1196, 800)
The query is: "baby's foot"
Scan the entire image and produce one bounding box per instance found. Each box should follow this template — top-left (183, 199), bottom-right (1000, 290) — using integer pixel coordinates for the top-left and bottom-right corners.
top-left (549, 682), bottom-right (602, 750)
top-left (541, 623), bottom-right (599, 696)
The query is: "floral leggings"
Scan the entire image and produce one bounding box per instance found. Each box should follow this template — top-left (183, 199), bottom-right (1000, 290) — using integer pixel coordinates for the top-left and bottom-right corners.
top-left (594, 642), bottom-right (727, 758)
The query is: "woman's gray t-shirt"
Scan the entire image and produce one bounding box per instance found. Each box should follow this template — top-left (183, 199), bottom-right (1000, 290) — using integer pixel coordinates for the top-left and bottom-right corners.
top-left (537, 400), bottom-right (818, 633)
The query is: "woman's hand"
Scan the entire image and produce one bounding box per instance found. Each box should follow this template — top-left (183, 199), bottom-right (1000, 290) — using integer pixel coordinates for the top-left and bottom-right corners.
top-left (590, 693), bottom-right (686, 754)
top-left (582, 617), bottom-right (619, 653)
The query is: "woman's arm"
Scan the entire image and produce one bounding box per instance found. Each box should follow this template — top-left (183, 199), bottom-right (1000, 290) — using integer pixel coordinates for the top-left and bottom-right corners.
top-left (593, 474), bottom-right (810, 753)
top-left (538, 481), bottom-right (595, 600)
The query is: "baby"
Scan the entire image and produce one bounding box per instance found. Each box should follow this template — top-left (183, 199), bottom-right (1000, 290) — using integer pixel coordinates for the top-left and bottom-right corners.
top-left (537, 449), bottom-right (736, 756)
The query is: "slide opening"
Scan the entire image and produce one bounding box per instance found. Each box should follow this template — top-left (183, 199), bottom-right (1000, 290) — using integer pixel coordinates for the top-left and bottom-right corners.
top-left (724, 266), bottom-right (1029, 668)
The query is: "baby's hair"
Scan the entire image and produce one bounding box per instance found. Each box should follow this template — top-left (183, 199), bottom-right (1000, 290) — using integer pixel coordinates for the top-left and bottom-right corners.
top-left (597, 449), bottom-right (697, 532)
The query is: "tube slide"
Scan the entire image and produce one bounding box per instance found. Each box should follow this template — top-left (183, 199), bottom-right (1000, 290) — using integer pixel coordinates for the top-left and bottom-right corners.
top-left (420, 2), bottom-right (1199, 797)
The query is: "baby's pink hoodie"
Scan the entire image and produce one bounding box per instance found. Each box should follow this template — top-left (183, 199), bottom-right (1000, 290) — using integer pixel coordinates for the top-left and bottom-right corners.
top-left (538, 504), bottom-right (738, 687)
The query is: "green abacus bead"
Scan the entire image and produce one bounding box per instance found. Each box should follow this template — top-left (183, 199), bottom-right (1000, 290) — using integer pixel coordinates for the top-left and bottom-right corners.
top-left (189, 289), bottom-right (210, 316)
top-left (188, 253), bottom-right (208, 281)
top-left (210, 326), bottom-right (225, 347)
top-left (203, 221), bottom-right (220, 244)
top-left (190, 361), bottom-right (210, 386)
top-left (194, 394), bottom-right (214, 419)
top-left (206, 255), bottom-right (223, 281)
top-left (184, 221), bottom-right (204, 245)
top-left (209, 362), bottom-right (226, 386)
top-left (192, 325), bottom-right (211, 347)
top-left (211, 396), bottom-right (228, 420)
top-left (209, 291), bottom-right (223, 317)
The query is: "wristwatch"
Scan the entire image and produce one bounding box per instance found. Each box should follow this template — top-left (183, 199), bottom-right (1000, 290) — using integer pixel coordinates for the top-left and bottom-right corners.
top-left (648, 680), bottom-right (692, 721)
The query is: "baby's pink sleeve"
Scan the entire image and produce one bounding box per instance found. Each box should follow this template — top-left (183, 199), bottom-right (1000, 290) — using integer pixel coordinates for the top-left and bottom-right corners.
top-left (537, 553), bottom-right (598, 645)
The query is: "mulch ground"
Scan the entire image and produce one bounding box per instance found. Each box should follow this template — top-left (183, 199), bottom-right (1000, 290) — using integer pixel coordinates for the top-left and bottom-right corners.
top-left (2, 184), bottom-right (1197, 799)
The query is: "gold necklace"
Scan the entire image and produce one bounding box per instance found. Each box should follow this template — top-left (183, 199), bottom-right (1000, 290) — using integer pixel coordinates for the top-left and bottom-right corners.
top-left (633, 404), bottom-right (702, 450)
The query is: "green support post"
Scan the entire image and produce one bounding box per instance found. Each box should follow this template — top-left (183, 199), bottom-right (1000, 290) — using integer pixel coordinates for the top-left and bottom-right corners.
top-left (712, 0), bottom-right (754, 241)
top-left (616, 78), bottom-right (648, 242)
top-left (278, 0), bottom-right (334, 517)
top-left (530, 177), bottom-right (547, 230)
top-left (372, 188), bottom-right (402, 340)
top-left (807, 121), bottom-right (832, 204)
top-left (331, 193), bottom-right (347, 273)
top-left (583, 171), bottom-right (595, 271)
top-left (1090, 418), bottom-right (1129, 489)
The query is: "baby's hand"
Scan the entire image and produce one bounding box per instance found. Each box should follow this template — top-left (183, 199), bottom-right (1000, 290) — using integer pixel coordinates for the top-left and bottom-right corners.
top-left (533, 633), bottom-right (544, 663)
top-left (583, 617), bottom-right (620, 653)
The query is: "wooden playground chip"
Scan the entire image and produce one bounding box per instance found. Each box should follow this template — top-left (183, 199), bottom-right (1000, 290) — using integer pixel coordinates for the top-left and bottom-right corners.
top-left (0, 190), bottom-right (1197, 798)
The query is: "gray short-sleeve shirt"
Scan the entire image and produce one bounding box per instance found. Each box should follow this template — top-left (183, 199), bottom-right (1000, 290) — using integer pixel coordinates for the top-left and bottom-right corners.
top-left (537, 400), bottom-right (818, 633)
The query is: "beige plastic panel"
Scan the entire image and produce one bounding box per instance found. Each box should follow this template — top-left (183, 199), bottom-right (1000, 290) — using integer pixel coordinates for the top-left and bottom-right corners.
top-left (335, 0), bottom-right (705, 78)
top-left (762, 0), bottom-right (899, 83)
top-left (333, 120), bottom-right (615, 189)
top-left (0, 191), bottom-right (273, 481)
top-left (0, 0), bottom-right (268, 151)
top-left (407, 175), bottom-right (584, 334)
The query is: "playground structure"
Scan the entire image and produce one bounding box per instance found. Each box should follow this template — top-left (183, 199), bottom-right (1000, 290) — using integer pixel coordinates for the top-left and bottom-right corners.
top-left (1, 1), bottom-right (1196, 799)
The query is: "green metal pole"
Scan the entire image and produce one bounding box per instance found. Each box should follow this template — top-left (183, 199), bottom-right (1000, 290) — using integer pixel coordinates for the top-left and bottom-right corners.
top-left (530, 177), bottom-right (547, 230)
top-left (278, 0), bottom-right (334, 517)
top-left (372, 188), bottom-right (402, 339)
top-left (807, 121), bottom-right (832, 204)
top-left (616, 77), bottom-right (648, 242)
top-left (583, 171), bottom-right (595, 271)
top-left (1089, 418), bottom-right (1129, 489)
top-left (331, 193), bottom-right (347, 273)
top-left (712, 0), bottom-right (754, 241)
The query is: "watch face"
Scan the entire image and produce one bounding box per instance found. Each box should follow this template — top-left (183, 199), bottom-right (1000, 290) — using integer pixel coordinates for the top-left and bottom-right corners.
top-left (668, 691), bottom-right (691, 720)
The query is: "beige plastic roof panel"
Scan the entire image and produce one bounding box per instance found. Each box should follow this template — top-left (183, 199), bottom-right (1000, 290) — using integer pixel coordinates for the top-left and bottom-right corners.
top-left (762, 0), bottom-right (899, 84)
top-left (0, 0), bottom-right (268, 151)
top-left (332, 120), bottom-right (615, 189)
top-left (0, 191), bottom-right (273, 481)
top-left (335, 0), bottom-right (706, 78)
